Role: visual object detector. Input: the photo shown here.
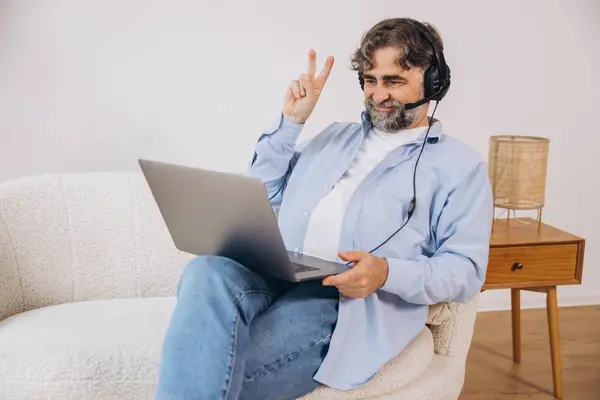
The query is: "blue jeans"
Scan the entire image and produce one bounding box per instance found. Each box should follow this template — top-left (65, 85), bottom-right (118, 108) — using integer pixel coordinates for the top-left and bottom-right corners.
top-left (155, 255), bottom-right (339, 400)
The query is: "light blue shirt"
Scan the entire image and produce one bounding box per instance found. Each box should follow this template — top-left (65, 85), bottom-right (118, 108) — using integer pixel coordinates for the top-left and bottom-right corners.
top-left (246, 111), bottom-right (493, 390)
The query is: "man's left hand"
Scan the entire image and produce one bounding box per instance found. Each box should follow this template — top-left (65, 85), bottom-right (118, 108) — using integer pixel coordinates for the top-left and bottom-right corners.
top-left (322, 251), bottom-right (389, 298)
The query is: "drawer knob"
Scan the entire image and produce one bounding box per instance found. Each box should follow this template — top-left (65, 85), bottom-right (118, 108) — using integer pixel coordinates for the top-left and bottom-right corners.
top-left (511, 262), bottom-right (524, 271)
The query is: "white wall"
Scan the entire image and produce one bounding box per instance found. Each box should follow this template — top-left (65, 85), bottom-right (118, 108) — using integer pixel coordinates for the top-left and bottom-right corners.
top-left (1, 0), bottom-right (599, 311)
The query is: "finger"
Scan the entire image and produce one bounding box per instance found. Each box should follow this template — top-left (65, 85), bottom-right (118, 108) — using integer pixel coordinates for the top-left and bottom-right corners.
top-left (338, 250), bottom-right (368, 262)
top-left (323, 273), bottom-right (344, 287)
top-left (322, 275), bottom-right (337, 286)
top-left (307, 49), bottom-right (316, 77)
top-left (339, 288), bottom-right (360, 297)
top-left (317, 55), bottom-right (334, 83)
top-left (323, 268), bottom-right (356, 286)
top-left (337, 284), bottom-right (364, 297)
top-left (330, 281), bottom-right (355, 292)
top-left (341, 288), bottom-right (368, 298)
top-left (338, 251), bottom-right (354, 262)
top-left (288, 80), bottom-right (301, 99)
top-left (299, 73), bottom-right (312, 92)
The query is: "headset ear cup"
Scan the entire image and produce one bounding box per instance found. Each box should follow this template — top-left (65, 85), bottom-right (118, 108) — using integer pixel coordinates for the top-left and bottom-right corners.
top-left (423, 65), bottom-right (439, 99)
top-left (438, 65), bottom-right (451, 100)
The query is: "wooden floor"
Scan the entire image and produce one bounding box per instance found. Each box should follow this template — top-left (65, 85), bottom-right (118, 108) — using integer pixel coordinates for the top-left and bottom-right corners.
top-left (461, 305), bottom-right (600, 399)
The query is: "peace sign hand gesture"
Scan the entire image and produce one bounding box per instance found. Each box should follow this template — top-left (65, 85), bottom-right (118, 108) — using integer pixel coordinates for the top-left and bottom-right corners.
top-left (283, 49), bottom-right (335, 124)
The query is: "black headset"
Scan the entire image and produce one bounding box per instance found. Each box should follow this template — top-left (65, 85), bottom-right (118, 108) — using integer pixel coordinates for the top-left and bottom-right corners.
top-left (354, 18), bottom-right (452, 257)
top-left (358, 18), bottom-right (451, 109)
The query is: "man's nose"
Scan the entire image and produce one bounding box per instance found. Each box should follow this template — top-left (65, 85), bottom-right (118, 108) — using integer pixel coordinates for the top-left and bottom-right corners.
top-left (373, 90), bottom-right (390, 104)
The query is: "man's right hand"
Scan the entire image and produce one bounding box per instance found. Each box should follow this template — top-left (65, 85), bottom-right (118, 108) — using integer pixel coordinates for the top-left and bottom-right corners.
top-left (282, 49), bottom-right (334, 125)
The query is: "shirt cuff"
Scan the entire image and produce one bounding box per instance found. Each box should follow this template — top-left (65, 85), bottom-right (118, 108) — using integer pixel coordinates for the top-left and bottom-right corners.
top-left (262, 113), bottom-right (304, 142)
top-left (380, 257), bottom-right (414, 296)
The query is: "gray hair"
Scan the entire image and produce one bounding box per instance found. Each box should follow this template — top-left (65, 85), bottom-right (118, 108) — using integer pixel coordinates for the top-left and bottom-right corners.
top-left (350, 18), bottom-right (443, 73)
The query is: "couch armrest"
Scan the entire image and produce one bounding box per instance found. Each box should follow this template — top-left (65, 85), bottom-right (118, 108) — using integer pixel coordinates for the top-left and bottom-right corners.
top-left (0, 211), bottom-right (24, 321)
top-left (427, 294), bottom-right (480, 359)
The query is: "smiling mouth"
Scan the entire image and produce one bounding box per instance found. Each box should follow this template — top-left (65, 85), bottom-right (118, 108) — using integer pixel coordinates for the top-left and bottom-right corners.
top-left (374, 106), bottom-right (396, 112)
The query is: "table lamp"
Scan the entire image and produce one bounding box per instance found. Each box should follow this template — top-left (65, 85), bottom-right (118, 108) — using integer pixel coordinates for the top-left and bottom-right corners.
top-left (488, 135), bottom-right (550, 232)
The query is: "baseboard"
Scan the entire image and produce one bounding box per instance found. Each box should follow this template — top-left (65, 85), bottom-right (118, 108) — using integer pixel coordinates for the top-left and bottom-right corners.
top-left (477, 289), bottom-right (600, 312)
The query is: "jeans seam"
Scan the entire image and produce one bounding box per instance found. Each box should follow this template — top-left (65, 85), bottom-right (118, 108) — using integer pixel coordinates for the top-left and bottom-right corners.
top-left (222, 289), bottom-right (276, 399)
top-left (243, 332), bottom-right (333, 383)
top-left (222, 314), bottom-right (239, 400)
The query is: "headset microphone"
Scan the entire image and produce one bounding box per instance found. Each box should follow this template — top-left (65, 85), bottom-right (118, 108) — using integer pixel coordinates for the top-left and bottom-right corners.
top-left (403, 79), bottom-right (451, 110)
top-left (403, 97), bottom-right (432, 111)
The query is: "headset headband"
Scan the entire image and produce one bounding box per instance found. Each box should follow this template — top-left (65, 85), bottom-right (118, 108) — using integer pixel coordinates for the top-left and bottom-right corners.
top-left (405, 19), bottom-right (450, 84)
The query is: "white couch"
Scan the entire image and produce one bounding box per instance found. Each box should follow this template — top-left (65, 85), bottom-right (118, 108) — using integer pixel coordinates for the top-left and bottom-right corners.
top-left (0, 172), bottom-right (480, 400)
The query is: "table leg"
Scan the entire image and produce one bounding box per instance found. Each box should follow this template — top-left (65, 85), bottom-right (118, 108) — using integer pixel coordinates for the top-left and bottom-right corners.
top-left (511, 288), bottom-right (521, 363)
top-left (546, 286), bottom-right (563, 399)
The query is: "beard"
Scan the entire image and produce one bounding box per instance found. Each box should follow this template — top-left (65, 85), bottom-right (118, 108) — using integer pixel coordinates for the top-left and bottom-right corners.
top-left (364, 97), bottom-right (424, 133)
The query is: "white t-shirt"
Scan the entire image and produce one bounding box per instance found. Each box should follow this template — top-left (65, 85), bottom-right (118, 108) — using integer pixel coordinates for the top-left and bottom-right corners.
top-left (302, 125), bottom-right (425, 261)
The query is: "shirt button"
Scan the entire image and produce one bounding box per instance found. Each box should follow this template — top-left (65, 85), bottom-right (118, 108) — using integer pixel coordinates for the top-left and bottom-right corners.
top-left (303, 211), bottom-right (308, 216)
top-left (294, 247), bottom-right (299, 253)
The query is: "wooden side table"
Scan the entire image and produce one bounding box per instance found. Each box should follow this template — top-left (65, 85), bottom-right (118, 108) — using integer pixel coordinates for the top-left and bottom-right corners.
top-left (482, 218), bottom-right (586, 399)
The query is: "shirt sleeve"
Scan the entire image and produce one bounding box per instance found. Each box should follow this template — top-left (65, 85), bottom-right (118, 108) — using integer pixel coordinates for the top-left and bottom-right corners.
top-left (380, 161), bottom-right (494, 305)
top-left (245, 113), bottom-right (307, 207)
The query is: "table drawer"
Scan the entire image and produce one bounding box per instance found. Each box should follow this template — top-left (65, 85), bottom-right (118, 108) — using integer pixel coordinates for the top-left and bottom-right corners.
top-left (486, 244), bottom-right (578, 285)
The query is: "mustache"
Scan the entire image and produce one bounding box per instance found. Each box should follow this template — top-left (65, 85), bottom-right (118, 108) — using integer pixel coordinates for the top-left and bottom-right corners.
top-left (366, 98), bottom-right (403, 108)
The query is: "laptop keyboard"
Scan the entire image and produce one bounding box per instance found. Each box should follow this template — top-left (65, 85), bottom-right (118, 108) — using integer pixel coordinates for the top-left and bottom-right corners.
top-left (291, 263), bottom-right (319, 273)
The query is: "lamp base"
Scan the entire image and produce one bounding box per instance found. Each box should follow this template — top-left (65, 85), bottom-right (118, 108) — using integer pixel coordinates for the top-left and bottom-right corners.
top-left (492, 206), bottom-right (544, 234)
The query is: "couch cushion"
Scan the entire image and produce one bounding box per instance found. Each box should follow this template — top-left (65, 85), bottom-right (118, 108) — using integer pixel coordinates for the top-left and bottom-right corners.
top-left (0, 297), bottom-right (434, 400)
top-left (0, 297), bottom-right (176, 400)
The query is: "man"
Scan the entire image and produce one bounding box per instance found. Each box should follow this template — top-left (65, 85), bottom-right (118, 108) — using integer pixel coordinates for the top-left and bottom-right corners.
top-left (155, 17), bottom-right (493, 400)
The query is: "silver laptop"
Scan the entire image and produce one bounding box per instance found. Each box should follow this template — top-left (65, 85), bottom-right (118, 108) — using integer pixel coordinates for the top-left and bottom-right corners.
top-left (138, 159), bottom-right (348, 282)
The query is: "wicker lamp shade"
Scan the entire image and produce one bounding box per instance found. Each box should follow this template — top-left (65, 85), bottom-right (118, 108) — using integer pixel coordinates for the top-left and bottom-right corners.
top-left (488, 135), bottom-right (550, 212)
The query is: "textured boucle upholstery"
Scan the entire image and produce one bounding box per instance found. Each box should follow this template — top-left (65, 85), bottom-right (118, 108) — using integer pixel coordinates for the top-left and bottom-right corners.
top-left (0, 172), bottom-right (479, 399)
